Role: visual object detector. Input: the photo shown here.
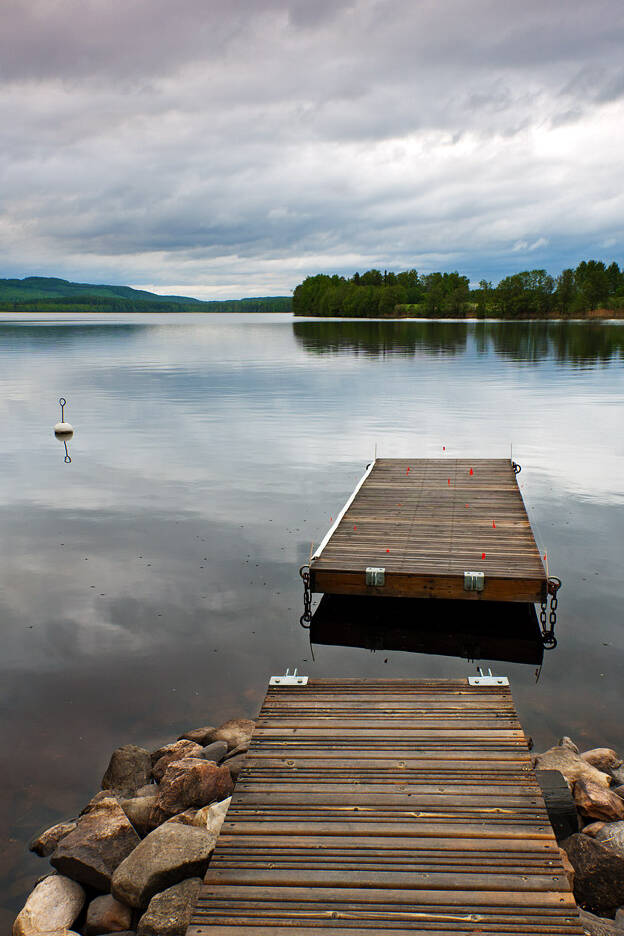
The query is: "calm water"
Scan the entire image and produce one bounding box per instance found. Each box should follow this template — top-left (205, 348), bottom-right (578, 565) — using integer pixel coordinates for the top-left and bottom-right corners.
top-left (1, 313), bottom-right (623, 919)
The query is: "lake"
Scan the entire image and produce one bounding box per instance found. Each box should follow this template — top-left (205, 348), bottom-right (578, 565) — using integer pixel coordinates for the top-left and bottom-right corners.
top-left (1, 313), bottom-right (623, 920)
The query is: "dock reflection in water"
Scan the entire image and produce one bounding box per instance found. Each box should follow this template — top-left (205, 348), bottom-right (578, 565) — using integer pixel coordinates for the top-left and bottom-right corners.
top-left (309, 594), bottom-right (546, 666)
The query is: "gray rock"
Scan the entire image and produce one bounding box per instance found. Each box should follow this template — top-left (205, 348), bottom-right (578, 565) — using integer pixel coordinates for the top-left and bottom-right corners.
top-left (51, 796), bottom-right (140, 891)
top-left (136, 877), bottom-right (202, 935)
top-left (562, 833), bottom-right (624, 916)
top-left (614, 907), bottom-right (624, 929)
top-left (29, 820), bottom-right (78, 857)
top-left (559, 736), bottom-right (580, 754)
top-left (222, 752), bottom-right (246, 782)
top-left (612, 767), bottom-right (624, 786)
top-left (85, 894), bottom-right (132, 935)
top-left (177, 726), bottom-right (215, 746)
top-left (578, 908), bottom-right (622, 935)
top-left (197, 741), bottom-right (228, 763)
top-left (120, 795), bottom-right (160, 837)
top-left (102, 745), bottom-right (152, 797)
top-left (224, 741), bottom-right (250, 760)
top-left (211, 718), bottom-right (255, 751)
top-left (596, 821), bottom-right (624, 860)
top-left (150, 757), bottom-right (233, 825)
top-left (12, 874), bottom-right (85, 936)
top-left (612, 785), bottom-right (624, 801)
top-left (111, 823), bottom-right (215, 909)
top-left (152, 740), bottom-right (202, 781)
top-left (533, 746), bottom-right (612, 789)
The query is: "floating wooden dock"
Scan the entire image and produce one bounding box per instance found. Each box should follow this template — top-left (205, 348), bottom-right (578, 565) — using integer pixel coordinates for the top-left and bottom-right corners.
top-left (309, 458), bottom-right (547, 602)
top-left (188, 678), bottom-right (583, 935)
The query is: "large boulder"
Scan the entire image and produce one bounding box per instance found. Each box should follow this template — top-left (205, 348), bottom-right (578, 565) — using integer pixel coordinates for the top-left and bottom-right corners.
top-left (210, 718), bottom-right (255, 751)
top-left (222, 753), bottom-right (246, 782)
top-left (150, 757), bottom-right (233, 825)
top-left (581, 749), bottom-right (623, 772)
top-left (533, 746), bottom-right (612, 789)
top-left (81, 791), bottom-right (121, 814)
top-left (85, 894), bottom-right (132, 935)
top-left (136, 877), bottom-right (202, 935)
top-left (102, 745), bottom-right (152, 797)
top-left (151, 740), bottom-right (202, 781)
top-left (196, 741), bottom-right (228, 763)
top-left (194, 796), bottom-right (231, 838)
top-left (558, 846), bottom-right (575, 889)
top-left (177, 726), bottom-right (215, 746)
top-left (610, 766), bottom-right (624, 786)
top-left (574, 780), bottom-right (624, 822)
top-left (111, 823), bottom-right (215, 909)
top-left (561, 832), bottom-right (624, 916)
top-left (51, 796), bottom-right (140, 890)
top-left (120, 794), bottom-right (160, 838)
top-left (29, 820), bottom-right (78, 857)
top-left (13, 874), bottom-right (85, 936)
top-left (577, 908), bottom-right (622, 935)
top-left (595, 821), bottom-right (624, 860)
top-left (582, 822), bottom-right (607, 838)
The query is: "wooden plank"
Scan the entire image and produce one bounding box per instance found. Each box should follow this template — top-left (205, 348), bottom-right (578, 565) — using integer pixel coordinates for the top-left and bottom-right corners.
top-left (188, 679), bottom-right (583, 934)
top-left (309, 459), bottom-right (547, 601)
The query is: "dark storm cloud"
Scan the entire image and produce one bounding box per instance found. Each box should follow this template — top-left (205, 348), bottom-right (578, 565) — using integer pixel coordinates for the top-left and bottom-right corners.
top-left (0, 0), bottom-right (623, 295)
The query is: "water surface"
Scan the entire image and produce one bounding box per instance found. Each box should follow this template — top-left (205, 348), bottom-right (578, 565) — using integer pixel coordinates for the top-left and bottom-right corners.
top-left (1, 313), bottom-right (622, 920)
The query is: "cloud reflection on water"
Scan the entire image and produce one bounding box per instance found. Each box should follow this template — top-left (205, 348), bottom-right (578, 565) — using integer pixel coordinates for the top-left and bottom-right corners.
top-left (0, 313), bottom-right (622, 915)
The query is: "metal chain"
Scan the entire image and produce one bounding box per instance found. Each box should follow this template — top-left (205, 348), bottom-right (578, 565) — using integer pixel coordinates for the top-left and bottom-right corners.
top-left (299, 565), bottom-right (312, 628)
top-left (540, 576), bottom-right (561, 649)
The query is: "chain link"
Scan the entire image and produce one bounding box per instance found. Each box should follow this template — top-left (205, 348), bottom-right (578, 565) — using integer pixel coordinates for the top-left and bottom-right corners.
top-left (540, 576), bottom-right (561, 649)
top-left (299, 565), bottom-right (312, 628)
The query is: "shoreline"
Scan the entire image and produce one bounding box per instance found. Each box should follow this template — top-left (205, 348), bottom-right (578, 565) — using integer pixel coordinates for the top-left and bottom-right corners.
top-left (13, 722), bottom-right (624, 936)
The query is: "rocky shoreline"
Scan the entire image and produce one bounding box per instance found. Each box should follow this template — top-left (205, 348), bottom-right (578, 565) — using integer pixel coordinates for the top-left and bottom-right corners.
top-left (533, 738), bottom-right (624, 936)
top-left (14, 718), bottom-right (254, 936)
top-left (14, 727), bottom-right (624, 936)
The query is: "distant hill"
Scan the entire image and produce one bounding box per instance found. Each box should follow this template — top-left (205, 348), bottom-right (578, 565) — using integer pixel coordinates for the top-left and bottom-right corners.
top-left (0, 276), bottom-right (292, 314)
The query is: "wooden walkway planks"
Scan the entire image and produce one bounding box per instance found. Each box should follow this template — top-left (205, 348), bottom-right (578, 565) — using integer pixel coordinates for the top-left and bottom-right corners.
top-left (310, 459), bottom-right (547, 602)
top-left (187, 678), bottom-right (584, 935)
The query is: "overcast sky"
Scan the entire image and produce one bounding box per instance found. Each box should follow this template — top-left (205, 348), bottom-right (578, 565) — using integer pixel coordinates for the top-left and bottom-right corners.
top-left (1, 0), bottom-right (623, 298)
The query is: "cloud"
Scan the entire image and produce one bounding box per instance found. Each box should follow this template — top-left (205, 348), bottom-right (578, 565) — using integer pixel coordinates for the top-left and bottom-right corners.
top-left (0, 0), bottom-right (623, 296)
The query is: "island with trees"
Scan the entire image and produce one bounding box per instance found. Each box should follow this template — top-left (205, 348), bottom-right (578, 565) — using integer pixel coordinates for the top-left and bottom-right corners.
top-left (293, 261), bottom-right (624, 319)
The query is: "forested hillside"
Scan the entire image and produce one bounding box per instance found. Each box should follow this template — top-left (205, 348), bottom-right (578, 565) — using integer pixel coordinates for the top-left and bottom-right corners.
top-left (0, 277), bottom-right (292, 314)
top-left (293, 261), bottom-right (624, 318)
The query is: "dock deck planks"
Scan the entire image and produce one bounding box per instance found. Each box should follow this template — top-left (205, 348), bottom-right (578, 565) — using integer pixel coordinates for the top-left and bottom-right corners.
top-left (187, 678), bottom-right (583, 935)
top-left (309, 458), bottom-right (547, 602)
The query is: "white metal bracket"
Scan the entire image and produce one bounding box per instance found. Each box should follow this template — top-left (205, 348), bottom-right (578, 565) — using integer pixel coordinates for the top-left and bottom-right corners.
top-left (464, 571), bottom-right (484, 592)
top-left (270, 668), bottom-right (308, 687)
top-left (366, 567), bottom-right (385, 586)
top-left (469, 667), bottom-right (509, 687)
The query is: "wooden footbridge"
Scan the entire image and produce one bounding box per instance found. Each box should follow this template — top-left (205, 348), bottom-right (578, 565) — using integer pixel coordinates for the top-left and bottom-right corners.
top-left (188, 678), bottom-right (582, 935)
top-left (308, 459), bottom-right (548, 602)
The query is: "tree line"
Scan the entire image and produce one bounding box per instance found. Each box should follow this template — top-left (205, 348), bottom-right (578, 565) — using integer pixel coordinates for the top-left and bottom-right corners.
top-left (0, 295), bottom-right (292, 315)
top-left (292, 261), bottom-right (624, 318)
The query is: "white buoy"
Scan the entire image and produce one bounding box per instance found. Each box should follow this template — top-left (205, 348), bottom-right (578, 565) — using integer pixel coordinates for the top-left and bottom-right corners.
top-left (54, 421), bottom-right (74, 439)
top-left (54, 398), bottom-right (74, 439)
